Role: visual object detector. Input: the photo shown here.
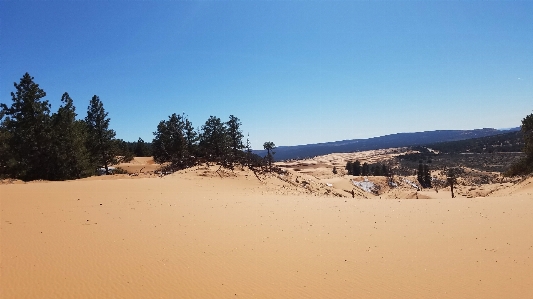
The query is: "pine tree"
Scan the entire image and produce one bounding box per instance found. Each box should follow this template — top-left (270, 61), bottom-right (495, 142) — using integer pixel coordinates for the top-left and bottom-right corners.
top-left (152, 113), bottom-right (189, 168)
top-left (353, 160), bottom-right (362, 176)
top-left (0, 73), bottom-right (53, 180)
top-left (381, 164), bottom-right (389, 177)
top-left (522, 112), bottom-right (533, 158)
top-left (417, 163), bottom-right (425, 187)
top-left (199, 116), bottom-right (228, 162)
top-left (184, 118), bottom-right (198, 159)
top-left (50, 92), bottom-right (91, 180)
top-left (447, 168), bottom-right (458, 198)
top-left (85, 95), bottom-right (119, 175)
top-left (508, 113), bottom-right (533, 175)
top-left (226, 115), bottom-right (244, 165)
top-left (263, 141), bottom-right (276, 170)
top-left (134, 137), bottom-right (149, 157)
top-left (423, 164), bottom-right (432, 188)
top-left (244, 134), bottom-right (253, 167)
top-left (372, 164), bottom-right (382, 176)
top-left (115, 139), bottom-right (134, 162)
top-left (362, 162), bottom-right (369, 176)
top-left (0, 111), bottom-right (14, 178)
top-left (345, 161), bottom-right (353, 175)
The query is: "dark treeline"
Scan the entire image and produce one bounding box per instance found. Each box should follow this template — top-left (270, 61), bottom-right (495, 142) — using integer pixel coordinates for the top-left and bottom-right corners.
top-left (149, 98), bottom-right (279, 173)
top-left (0, 73), bottom-right (275, 181)
top-left (345, 160), bottom-right (390, 177)
top-left (507, 113), bottom-right (533, 176)
top-left (425, 130), bottom-right (523, 154)
top-left (151, 113), bottom-right (272, 173)
top-left (0, 73), bottom-right (136, 180)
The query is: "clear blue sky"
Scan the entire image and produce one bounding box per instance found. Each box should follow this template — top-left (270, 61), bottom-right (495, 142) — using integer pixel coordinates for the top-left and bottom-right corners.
top-left (1, 1), bottom-right (532, 148)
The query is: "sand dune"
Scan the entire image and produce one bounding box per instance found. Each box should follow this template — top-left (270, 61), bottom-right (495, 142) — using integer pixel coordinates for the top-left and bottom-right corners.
top-left (2, 164), bottom-right (533, 298)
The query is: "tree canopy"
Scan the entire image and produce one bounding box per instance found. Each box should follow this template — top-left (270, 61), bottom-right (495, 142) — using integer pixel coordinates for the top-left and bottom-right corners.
top-left (0, 73), bottom-right (131, 180)
top-left (0, 73), bottom-right (273, 180)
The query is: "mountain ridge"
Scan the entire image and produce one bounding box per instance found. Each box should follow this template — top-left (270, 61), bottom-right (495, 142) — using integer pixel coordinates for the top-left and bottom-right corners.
top-left (254, 127), bottom-right (520, 161)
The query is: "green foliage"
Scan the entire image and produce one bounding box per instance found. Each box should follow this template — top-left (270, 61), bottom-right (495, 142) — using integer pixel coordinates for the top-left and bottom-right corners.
top-left (353, 160), bottom-right (361, 176)
top-left (381, 164), bottom-right (389, 177)
top-left (428, 131), bottom-right (523, 154)
top-left (133, 137), bottom-right (151, 157)
top-left (151, 113), bottom-right (261, 172)
top-left (417, 163), bottom-right (432, 188)
top-left (1, 73), bottom-right (53, 180)
top-left (362, 162), bottom-right (369, 176)
top-left (49, 93), bottom-right (92, 180)
top-left (345, 161), bottom-right (353, 175)
top-left (85, 95), bottom-right (119, 175)
top-left (507, 112), bottom-right (533, 176)
top-left (0, 112), bottom-right (14, 178)
top-left (226, 115), bottom-right (245, 165)
top-left (115, 139), bottom-right (134, 163)
top-left (112, 167), bottom-right (129, 174)
top-left (152, 113), bottom-right (194, 169)
top-left (199, 116), bottom-right (229, 161)
top-left (0, 73), bottom-right (273, 179)
top-left (263, 141), bottom-right (276, 169)
top-left (522, 113), bottom-right (533, 157)
top-left (446, 168), bottom-right (459, 198)
top-left (423, 164), bottom-right (431, 188)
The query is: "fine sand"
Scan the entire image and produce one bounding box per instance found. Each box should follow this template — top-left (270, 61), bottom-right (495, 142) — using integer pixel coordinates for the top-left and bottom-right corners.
top-left (2, 161), bottom-right (533, 298)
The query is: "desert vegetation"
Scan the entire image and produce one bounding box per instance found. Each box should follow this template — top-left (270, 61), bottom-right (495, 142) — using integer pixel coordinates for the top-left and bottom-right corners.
top-left (0, 73), bottom-right (277, 181)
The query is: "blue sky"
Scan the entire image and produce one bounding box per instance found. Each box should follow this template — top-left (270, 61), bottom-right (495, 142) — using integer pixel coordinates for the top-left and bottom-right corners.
top-left (1, 1), bottom-right (532, 148)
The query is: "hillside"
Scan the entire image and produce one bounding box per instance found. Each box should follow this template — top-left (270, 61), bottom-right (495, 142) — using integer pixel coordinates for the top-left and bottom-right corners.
top-left (425, 130), bottom-right (523, 153)
top-left (255, 128), bottom-right (519, 161)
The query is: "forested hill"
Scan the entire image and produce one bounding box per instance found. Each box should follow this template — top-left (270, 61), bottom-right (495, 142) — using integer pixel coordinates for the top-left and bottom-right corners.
top-left (425, 130), bottom-right (523, 154)
top-left (254, 128), bottom-right (520, 161)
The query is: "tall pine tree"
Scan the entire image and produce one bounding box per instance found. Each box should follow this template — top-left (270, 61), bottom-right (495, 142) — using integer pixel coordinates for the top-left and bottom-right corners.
top-left (85, 95), bottom-right (118, 175)
top-left (152, 113), bottom-right (191, 169)
top-left (353, 160), bottom-right (362, 176)
top-left (199, 116), bottom-right (228, 162)
top-left (50, 92), bottom-right (91, 180)
top-left (0, 73), bottom-right (53, 180)
top-left (226, 115), bottom-right (244, 165)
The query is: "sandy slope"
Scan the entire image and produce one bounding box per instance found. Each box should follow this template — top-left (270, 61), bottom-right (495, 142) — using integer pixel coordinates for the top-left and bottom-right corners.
top-left (1, 167), bottom-right (533, 298)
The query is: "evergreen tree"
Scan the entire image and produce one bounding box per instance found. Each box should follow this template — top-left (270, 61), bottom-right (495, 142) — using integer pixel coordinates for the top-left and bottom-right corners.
top-left (226, 115), bottom-right (244, 165)
top-left (362, 162), bottom-right (369, 176)
top-left (423, 164), bottom-right (432, 188)
top-left (417, 163), bottom-right (425, 187)
top-left (115, 139), bottom-right (134, 162)
top-left (85, 95), bottom-right (119, 175)
top-left (0, 111), bottom-right (14, 178)
top-left (49, 92), bottom-right (91, 180)
top-left (353, 160), bottom-right (362, 176)
top-left (507, 112), bottom-right (533, 175)
top-left (184, 118), bottom-right (198, 158)
top-left (199, 116), bottom-right (228, 162)
top-left (134, 137), bottom-right (150, 157)
top-left (372, 164), bottom-right (383, 176)
top-left (345, 161), bottom-right (353, 175)
top-left (263, 141), bottom-right (276, 170)
top-left (0, 73), bottom-right (53, 180)
top-left (381, 164), bottom-right (389, 177)
top-left (447, 168), bottom-right (458, 198)
top-left (522, 112), bottom-right (533, 158)
top-left (152, 113), bottom-right (190, 168)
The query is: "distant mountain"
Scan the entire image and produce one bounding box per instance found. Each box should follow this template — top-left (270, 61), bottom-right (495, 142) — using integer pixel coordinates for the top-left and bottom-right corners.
top-left (425, 130), bottom-right (523, 154)
top-left (254, 127), bottom-right (520, 161)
